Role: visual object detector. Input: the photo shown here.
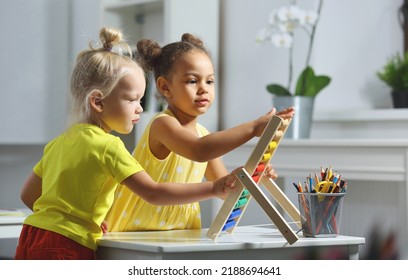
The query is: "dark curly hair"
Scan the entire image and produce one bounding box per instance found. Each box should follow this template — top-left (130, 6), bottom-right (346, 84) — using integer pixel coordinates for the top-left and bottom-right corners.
top-left (136, 33), bottom-right (211, 82)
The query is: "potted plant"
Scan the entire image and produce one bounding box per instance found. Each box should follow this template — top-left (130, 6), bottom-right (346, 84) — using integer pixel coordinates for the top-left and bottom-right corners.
top-left (377, 52), bottom-right (408, 108)
top-left (256, 0), bottom-right (331, 138)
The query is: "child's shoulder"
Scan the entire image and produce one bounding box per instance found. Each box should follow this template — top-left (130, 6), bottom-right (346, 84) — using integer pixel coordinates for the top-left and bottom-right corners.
top-left (58, 123), bottom-right (122, 148)
top-left (150, 109), bottom-right (176, 124)
top-left (150, 109), bottom-right (208, 136)
top-left (156, 109), bottom-right (173, 118)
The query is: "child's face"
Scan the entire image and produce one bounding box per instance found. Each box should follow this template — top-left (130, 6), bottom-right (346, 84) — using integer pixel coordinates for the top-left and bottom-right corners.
top-left (99, 67), bottom-right (146, 134)
top-left (166, 51), bottom-right (215, 117)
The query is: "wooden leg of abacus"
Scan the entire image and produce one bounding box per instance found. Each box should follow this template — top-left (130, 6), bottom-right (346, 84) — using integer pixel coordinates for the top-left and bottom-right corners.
top-left (236, 168), bottom-right (299, 245)
top-left (261, 177), bottom-right (301, 228)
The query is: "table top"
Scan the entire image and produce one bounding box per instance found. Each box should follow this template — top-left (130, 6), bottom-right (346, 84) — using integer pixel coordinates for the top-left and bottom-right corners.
top-left (98, 224), bottom-right (365, 254)
top-left (0, 210), bottom-right (26, 238)
top-left (0, 210), bottom-right (26, 225)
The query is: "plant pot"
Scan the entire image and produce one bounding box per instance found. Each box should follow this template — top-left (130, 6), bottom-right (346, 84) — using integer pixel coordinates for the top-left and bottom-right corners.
top-left (272, 96), bottom-right (315, 139)
top-left (391, 90), bottom-right (408, 108)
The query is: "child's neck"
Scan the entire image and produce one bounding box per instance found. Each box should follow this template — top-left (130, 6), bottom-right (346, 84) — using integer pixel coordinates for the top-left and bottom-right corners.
top-left (167, 106), bottom-right (198, 128)
top-left (89, 117), bottom-right (110, 133)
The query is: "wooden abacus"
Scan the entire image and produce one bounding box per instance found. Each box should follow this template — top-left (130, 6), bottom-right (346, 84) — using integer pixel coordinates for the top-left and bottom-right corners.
top-left (206, 115), bottom-right (301, 244)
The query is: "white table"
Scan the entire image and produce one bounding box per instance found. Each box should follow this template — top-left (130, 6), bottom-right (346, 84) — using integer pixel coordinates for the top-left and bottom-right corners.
top-left (97, 224), bottom-right (365, 260)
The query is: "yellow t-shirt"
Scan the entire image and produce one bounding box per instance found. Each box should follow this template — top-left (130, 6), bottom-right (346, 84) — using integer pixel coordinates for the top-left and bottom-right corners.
top-left (23, 124), bottom-right (143, 250)
top-left (106, 110), bottom-right (208, 231)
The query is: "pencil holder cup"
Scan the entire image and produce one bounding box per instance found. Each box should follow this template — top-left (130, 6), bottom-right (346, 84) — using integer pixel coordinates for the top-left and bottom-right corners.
top-left (297, 192), bottom-right (345, 237)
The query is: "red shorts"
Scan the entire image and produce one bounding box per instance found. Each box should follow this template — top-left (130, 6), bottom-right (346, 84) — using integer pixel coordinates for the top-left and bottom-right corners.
top-left (14, 224), bottom-right (96, 260)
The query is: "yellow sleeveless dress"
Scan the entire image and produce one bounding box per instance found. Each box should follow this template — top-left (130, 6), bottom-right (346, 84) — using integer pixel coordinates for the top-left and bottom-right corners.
top-left (105, 110), bottom-right (208, 231)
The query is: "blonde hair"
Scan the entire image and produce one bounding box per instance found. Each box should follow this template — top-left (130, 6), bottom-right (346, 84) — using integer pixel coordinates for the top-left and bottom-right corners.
top-left (69, 27), bottom-right (139, 124)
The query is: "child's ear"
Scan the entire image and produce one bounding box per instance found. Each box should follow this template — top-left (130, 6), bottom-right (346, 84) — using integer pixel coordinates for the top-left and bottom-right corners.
top-left (157, 76), bottom-right (171, 98)
top-left (89, 91), bottom-right (104, 112)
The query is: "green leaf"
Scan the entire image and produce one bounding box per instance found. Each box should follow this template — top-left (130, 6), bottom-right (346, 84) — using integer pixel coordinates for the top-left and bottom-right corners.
top-left (295, 67), bottom-right (314, 96)
top-left (306, 76), bottom-right (331, 97)
top-left (294, 66), bottom-right (331, 97)
top-left (377, 52), bottom-right (408, 91)
top-left (266, 84), bottom-right (292, 96)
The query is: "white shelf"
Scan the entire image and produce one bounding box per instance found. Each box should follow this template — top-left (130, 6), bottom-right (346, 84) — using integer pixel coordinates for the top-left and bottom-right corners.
top-left (314, 108), bottom-right (408, 122)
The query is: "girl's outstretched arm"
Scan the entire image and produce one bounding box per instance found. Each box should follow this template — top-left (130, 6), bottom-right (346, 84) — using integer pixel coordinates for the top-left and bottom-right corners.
top-left (150, 107), bottom-right (294, 162)
top-left (122, 168), bottom-right (239, 205)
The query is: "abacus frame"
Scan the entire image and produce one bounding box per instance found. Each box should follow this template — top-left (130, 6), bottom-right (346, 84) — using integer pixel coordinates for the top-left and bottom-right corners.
top-left (206, 115), bottom-right (301, 244)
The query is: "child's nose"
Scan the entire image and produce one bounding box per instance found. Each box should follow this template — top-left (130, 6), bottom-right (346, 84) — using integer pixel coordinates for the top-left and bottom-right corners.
top-left (198, 83), bottom-right (209, 94)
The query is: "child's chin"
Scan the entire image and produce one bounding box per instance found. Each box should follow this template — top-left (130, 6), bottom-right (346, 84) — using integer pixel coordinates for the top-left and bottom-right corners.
top-left (117, 127), bottom-right (133, 135)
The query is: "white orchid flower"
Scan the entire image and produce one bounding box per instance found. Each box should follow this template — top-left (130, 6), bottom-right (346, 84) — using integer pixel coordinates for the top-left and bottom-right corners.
top-left (276, 5), bottom-right (302, 22)
top-left (255, 27), bottom-right (271, 43)
top-left (278, 20), bottom-right (298, 33)
top-left (299, 10), bottom-right (318, 26)
top-left (271, 33), bottom-right (293, 48)
top-left (255, 0), bottom-right (327, 97)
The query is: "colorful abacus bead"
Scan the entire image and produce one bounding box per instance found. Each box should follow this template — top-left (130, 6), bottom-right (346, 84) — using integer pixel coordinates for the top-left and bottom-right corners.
top-left (252, 175), bottom-right (260, 182)
top-left (240, 189), bottom-right (250, 197)
top-left (262, 153), bottom-right (271, 162)
top-left (222, 219), bottom-right (236, 231)
top-left (234, 197), bottom-right (248, 208)
top-left (255, 163), bottom-right (266, 172)
top-left (229, 208), bottom-right (242, 219)
top-left (268, 141), bottom-right (277, 151)
top-left (222, 208), bottom-right (243, 231)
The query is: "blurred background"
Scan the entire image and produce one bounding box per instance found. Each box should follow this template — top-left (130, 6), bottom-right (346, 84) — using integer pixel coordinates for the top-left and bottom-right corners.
top-left (0, 0), bottom-right (405, 260)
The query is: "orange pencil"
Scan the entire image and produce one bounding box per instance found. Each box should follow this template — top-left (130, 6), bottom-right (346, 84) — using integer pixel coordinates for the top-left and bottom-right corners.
top-left (297, 181), bottom-right (303, 193)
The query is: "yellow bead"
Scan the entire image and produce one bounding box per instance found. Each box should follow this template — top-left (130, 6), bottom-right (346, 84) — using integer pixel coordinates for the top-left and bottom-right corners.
top-left (262, 153), bottom-right (271, 162)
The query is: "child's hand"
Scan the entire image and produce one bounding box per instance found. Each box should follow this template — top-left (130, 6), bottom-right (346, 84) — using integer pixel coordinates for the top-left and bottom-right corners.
top-left (253, 109), bottom-right (276, 137)
top-left (276, 106), bottom-right (295, 120)
top-left (263, 164), bottom-right (278, 180)
top-left (253, 107), bottom-right (295, 137)
top-left (101, 220), bottom-right (108, 234)
top-left (213, 167), bottom-right (240, 197)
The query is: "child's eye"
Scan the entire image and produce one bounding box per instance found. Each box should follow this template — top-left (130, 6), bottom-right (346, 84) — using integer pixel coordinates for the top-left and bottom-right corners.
top-left (207, 80), bottom-right (215, 85)
top-left (187, 79), bottom-right (197, 84)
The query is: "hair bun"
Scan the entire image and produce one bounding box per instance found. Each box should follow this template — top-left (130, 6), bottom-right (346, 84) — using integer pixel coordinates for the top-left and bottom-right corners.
top-left (99, 27), bottom-right (122, 51)
top-left (181, 33), bottom-right (204, 47)
top-left (136, 39), bottom-right (162, 71)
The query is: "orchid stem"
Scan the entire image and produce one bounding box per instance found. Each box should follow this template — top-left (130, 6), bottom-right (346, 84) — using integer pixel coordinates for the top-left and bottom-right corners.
top-left (298, 0), bottom-right (323, 95)
top-left (305, 0), bottom-right (324, 68)
top-left (288, 36), bottom-right (294, 92)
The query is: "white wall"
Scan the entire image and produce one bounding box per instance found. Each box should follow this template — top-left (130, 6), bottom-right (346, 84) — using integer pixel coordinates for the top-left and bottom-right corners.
top-left (219, 0), bottom-right (404, 129)
top-left (0, 0), bottom-right (69, 144)
top-left (0, 0), bottom-right (70, 208)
